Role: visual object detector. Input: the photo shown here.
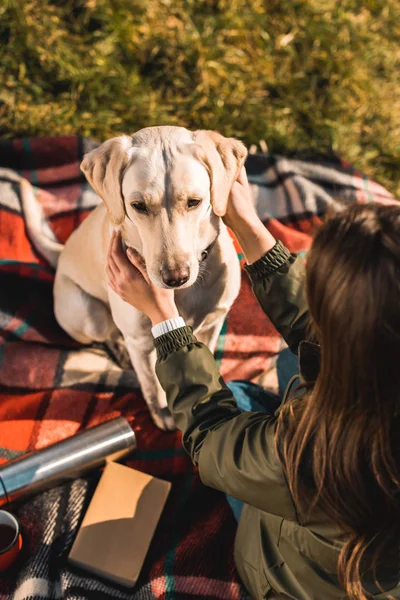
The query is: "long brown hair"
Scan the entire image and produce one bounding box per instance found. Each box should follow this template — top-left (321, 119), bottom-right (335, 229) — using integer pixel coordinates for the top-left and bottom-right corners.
top-left (277, 203), bottom-right (400, 599)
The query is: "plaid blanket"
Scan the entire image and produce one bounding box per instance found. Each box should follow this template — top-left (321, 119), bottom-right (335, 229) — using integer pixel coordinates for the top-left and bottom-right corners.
top-left (0, 136), bottom-right (395, 600)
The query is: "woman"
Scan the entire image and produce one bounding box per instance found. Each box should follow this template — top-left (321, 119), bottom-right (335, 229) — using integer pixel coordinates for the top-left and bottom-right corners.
top-left (107, 168), bottom-right (400, 599)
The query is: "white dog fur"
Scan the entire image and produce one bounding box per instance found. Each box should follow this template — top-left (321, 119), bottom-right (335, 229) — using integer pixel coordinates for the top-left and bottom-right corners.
top-left (22, 126), bottom-right (247, 430)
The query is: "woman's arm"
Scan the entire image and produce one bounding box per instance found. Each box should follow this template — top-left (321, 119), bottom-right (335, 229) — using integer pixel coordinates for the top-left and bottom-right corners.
top-left (245, 245), bottom-right (309, 354)
top-left (154, 329), bottom-right (295, 518)
top-left (226, 168), bottom-right (310, 354)
top-left (223, 167), bottom-right (277, 262)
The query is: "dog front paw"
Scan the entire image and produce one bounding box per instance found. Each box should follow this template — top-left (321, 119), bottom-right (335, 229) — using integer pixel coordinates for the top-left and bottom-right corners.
top-left (150, 406), bottom-right (177, 431)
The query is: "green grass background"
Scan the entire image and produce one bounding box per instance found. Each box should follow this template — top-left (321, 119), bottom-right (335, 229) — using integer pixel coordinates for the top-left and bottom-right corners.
top-left (1, 0), bottom-right (399, 195)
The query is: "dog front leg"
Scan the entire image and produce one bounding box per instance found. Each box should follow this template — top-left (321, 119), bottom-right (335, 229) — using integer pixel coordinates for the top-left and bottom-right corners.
top-left (108, 289), bottom-right (176, 431)
top-left (195, 311), bottom-right (227, 355)
top-left (124, 336), bottom-right (176, 431)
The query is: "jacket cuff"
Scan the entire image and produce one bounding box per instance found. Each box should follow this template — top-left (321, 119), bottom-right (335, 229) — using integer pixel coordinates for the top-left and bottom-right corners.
top-left (154, 326), bottom-right (198, 360)
top-left (151, 316), bottom-right (187, 338)
top-left (244, 240), bottom-right (291, 280)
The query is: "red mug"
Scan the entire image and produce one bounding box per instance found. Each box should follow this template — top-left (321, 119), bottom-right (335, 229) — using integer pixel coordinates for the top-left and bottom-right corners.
top-left (0, 510), bottom-right (22, 571)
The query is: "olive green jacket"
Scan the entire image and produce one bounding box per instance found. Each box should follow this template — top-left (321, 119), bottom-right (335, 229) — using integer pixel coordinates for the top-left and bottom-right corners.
top-left (154, 241), bottom-right (400, 599)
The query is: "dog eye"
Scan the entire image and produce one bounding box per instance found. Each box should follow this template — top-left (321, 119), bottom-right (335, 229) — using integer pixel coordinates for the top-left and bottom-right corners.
top-left (187, 198), bottom-right (202, 209)
top-left (131, 202), bottom-right (148, 214)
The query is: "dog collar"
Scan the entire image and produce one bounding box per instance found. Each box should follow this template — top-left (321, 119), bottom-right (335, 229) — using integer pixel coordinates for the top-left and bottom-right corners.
top-left (201, 236), bottom-right (218, 262)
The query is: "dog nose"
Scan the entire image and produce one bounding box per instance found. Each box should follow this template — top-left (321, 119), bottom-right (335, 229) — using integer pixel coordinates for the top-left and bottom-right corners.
top-left (161, 267), bottom-right (190, 288)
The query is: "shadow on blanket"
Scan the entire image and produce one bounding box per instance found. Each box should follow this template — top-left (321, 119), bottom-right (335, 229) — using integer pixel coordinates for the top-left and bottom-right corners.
top-left (0, 136), bottom-right (395, 600)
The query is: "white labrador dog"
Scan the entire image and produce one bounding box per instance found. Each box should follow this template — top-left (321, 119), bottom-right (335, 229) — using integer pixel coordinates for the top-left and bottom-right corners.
top-left (23, 126), bottom-right (247, 430)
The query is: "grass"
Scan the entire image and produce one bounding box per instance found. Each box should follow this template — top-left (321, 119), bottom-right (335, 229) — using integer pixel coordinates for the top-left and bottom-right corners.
top-left (0, 0), bottom-right (399, 195)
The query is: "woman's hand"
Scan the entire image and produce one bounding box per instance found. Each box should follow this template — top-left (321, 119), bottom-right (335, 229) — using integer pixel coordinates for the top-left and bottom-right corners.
top-left (106, 231), bottom-right (179, 325)
top-left (223, 167), bottom-right (276, 264)
top-left (223, 166), bottom-right (260, 231)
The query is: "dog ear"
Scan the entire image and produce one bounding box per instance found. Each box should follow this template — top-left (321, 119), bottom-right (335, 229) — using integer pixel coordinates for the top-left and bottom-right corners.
top-left (194, 130), bottom-right (247, 217)
top-left (80, 136), bottom-right (134, 225)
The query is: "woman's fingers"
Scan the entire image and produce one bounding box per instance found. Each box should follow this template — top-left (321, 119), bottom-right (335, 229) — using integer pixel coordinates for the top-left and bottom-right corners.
top-left (110, 230), bottom-right (129, 270)
top-left (127, 248), bottom-right (149, 283)
top-left (107, 235), bottom-right (122, 277)
top-left (127, 248), bottom-right (144, 271)
top-left (108, 230), bottom-right (151, 289)
top-left (108, 252), bottom-right (120, 277)
top-left (106, 262), bottom-right (117, 289)
top-left (107, 231), bottom-right (121, 272)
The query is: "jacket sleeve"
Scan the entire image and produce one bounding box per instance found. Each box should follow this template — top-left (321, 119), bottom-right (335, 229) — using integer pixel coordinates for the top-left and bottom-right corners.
top-left (155, 329), bottom-right (296, 519)
top-left (245, 240), bottom-right (309, 354)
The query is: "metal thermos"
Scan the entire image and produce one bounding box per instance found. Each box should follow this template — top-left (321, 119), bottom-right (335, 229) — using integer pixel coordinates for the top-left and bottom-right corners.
top-left (0, 417), bottom-right (136, 506)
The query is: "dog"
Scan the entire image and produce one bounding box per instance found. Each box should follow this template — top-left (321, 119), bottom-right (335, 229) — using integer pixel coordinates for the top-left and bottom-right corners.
top-left (22, 126), bottom-right (247, 430)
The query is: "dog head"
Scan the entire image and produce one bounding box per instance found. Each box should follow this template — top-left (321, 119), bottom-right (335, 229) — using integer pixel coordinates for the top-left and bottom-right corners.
top-left (81, 126), bottom-right (247, 289)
